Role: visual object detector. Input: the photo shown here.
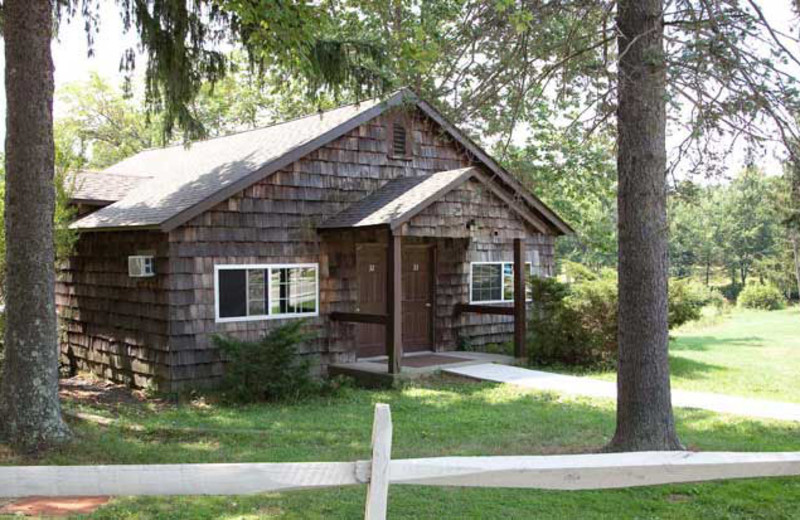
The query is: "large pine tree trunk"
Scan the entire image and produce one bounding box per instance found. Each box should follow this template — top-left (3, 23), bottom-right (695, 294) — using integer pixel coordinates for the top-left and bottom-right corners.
top-left (791, 159), bottom-right (800, 300)
top-left (791, 231), bottom-right (800, 300)
top-left (607, 0), bottom-right (683, 452)
top-left (0, 0), bottom-right (70, 450)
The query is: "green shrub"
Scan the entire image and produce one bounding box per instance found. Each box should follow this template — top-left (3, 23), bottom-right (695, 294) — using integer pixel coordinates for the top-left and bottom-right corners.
top-left (213, 320), bottom-right (316, 403)
top-left (738, 282), bottom-right (786, 310)
top-left (668, 279), bottom-right (717, 329)
top-left (719, 283), bottom-right (743, 302)
top-left (528, 274), bottom-right (617, 368)
top-left (529, 270), bottom-right (714, 368)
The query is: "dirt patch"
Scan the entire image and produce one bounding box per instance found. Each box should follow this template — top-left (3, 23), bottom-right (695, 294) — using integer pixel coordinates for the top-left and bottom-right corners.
top-left (666, 493), bottom-right (693, 503)
top-left (0, 496), bottom-right (111, 517)
top-left (59, 375), bottom-right (146, 408)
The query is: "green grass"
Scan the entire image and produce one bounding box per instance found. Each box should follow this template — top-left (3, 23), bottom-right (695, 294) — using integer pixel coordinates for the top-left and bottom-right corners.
top-left (2, 307), bottom-right (799, 518)
top-left (588, 306), bottom-right (800, 403)
top-left (2, 378), bottom-right (800, 519)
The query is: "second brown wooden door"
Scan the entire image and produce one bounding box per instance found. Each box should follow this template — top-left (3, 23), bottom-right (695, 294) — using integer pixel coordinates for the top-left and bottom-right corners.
top-left (401, 246), bottom-right (432, 352)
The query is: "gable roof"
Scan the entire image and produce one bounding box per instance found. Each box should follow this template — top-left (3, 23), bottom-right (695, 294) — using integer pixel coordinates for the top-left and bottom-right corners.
top-left (319, 166), bottom-right (549, 233)
top-left (69, 171), bottom-right (153, 205)
top-left (72, 88), bottom-right (572, 235)
top-left (320, 167), bottom-right (474, 230)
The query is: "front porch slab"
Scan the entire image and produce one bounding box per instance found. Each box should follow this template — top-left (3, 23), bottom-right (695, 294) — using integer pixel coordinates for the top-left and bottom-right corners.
top-left (328, 351), bottom-right (515, 388)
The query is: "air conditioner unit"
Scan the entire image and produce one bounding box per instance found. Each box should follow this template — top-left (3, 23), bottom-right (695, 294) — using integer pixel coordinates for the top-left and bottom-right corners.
top-left (128, 255), bottom-right (155, 278)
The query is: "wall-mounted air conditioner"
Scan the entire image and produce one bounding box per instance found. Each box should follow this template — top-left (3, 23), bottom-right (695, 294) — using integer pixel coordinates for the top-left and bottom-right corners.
top-left (128, 255), bottom-right (155, 278)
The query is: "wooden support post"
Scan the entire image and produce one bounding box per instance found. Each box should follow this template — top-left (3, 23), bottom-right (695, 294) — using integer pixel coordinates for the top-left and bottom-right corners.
top-left (514, 238), bottom-right (527, 358)
top-left (364, 403), bottom-right (393, 520)
top-left (386, 232), bottom-right (402, 374)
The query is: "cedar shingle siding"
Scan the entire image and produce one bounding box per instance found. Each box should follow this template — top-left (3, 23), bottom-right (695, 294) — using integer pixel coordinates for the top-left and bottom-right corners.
top-left (58, 100), bottom-right (563, 390)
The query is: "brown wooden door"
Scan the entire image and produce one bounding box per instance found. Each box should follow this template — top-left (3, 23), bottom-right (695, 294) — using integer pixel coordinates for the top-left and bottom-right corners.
top-left (402, 246), bottom-right (433, 352)
top-left (356, 245), bottom-right (386, 358)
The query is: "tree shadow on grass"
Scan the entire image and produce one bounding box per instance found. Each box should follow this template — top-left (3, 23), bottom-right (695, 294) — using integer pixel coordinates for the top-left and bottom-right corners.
top-left (9, 378), bottom-right (799, 520)
top-left (668, 355), bottom-right (726, 381)
top-left (11, 376), bottom-right (796, 471)
top-left (670, 335), bottom-right (765, 352)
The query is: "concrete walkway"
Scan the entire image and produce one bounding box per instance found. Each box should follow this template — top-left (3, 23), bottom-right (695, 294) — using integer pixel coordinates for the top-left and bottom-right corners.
top-left (443, 363), bottom-right (800, 423)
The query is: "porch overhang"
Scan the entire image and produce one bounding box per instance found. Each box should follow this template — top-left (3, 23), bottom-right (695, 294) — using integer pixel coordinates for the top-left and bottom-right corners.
top-left (317, 167), bottom-right (551, 236)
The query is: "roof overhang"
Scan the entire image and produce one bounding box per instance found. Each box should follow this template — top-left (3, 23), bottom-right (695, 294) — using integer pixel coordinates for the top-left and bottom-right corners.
top-left (318, 166), bottom-right (551, 235)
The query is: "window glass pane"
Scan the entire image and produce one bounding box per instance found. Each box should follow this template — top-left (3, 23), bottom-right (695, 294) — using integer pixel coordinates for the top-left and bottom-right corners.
top-left (526, 263), bottom-right (533, 301)
top-left (270, 267), bottom-right (317, 315)
top-left (247, 269), bottom-right (266, 316)
top-left (472, 264), bottom-right (502, 302)
top-left (503, 263), bottom-right (514, 301)
top-left (499, 262), bottom-right (534, 302)
top-left (218, 269), bottom-right (247, 318)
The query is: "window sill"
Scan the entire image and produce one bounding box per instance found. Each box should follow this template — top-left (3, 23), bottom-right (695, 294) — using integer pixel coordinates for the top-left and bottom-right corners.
top-left (215, 312), bottom-right (319, 324)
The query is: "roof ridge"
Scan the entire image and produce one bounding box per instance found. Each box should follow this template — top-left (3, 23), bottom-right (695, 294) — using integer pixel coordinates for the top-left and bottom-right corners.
top-left (122, 91), bottom-right (405, 157)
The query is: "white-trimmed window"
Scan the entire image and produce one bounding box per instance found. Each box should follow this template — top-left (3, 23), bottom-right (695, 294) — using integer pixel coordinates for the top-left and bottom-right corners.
top-left (469, 262), bottom-right (533, 304)
top-left (215, 263), bottom-right (319, 323)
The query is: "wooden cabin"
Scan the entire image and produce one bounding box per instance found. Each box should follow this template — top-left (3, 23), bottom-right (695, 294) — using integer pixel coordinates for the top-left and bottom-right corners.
top-left (57, 89), bottom-right (572, 391)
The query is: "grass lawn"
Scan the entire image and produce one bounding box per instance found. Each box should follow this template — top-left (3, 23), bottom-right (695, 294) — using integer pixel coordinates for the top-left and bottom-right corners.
top-left (587, 306), bottom-right (800, 403)
top-left (2, 376), bottom-right (800, 519)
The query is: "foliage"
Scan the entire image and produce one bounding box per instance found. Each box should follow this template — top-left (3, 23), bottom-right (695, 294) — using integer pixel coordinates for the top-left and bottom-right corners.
top-left (56, 73), bottom-right (162, 169)
top-left (668, 279), bottom-right (720, 329)
top-left (529, 270), bottom-right (715, 368)
top-left (56, 0), bottom-right (390, 142)
top-left (718, 167), bottom-right (781, 286)
top-left (718, 282), bottom-right (743, 302)
top-left (669, 181), bottom-right (722, 282)
top-left (53, 58), bottom-right (346, 168)
top-left (528, 273), bottom-right (617, 368)
top-left (212, 321), bottom-right (317, 403)
top-left (737, 282), bottom-right (786, 311)
top-left (504, 121), bottom-right (617, 270)
top-left (667, 167), bottom-right (788, 299)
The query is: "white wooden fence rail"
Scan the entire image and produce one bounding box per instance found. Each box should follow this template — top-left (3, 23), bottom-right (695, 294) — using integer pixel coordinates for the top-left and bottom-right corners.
top-left (2, 404), bottom-right (800, 520)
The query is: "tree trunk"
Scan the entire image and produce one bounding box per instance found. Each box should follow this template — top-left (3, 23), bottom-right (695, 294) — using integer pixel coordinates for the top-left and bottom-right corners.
top-left (0, 0), bottom-right (70, 450)
top-left (791, 231), bottom-right (800, 300)
top-left (607, 0), bottom-right (683, 452)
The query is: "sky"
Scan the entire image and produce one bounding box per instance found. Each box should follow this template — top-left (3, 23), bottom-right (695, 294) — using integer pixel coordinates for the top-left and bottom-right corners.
top-left (0, 1), bottom-right (796, 178)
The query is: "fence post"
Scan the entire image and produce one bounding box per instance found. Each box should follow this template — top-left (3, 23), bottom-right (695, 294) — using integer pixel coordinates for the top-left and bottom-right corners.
top-left (364, 403), bottom-right (393, 520)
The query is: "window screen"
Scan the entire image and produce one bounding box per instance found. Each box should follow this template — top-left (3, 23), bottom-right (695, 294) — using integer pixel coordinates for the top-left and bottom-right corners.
top-left (216, 264), bottom-right (318, 322)
top-left (218, 269), bottom-right (248, 318)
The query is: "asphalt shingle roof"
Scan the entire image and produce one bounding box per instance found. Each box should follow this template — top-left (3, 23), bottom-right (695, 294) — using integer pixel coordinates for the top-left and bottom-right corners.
top-left (69, 171), bottom-right (152, 204)
top-left (72, 95), bottom-right (390, 230)
top-left (319, 167), bottom-right (475, 230)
